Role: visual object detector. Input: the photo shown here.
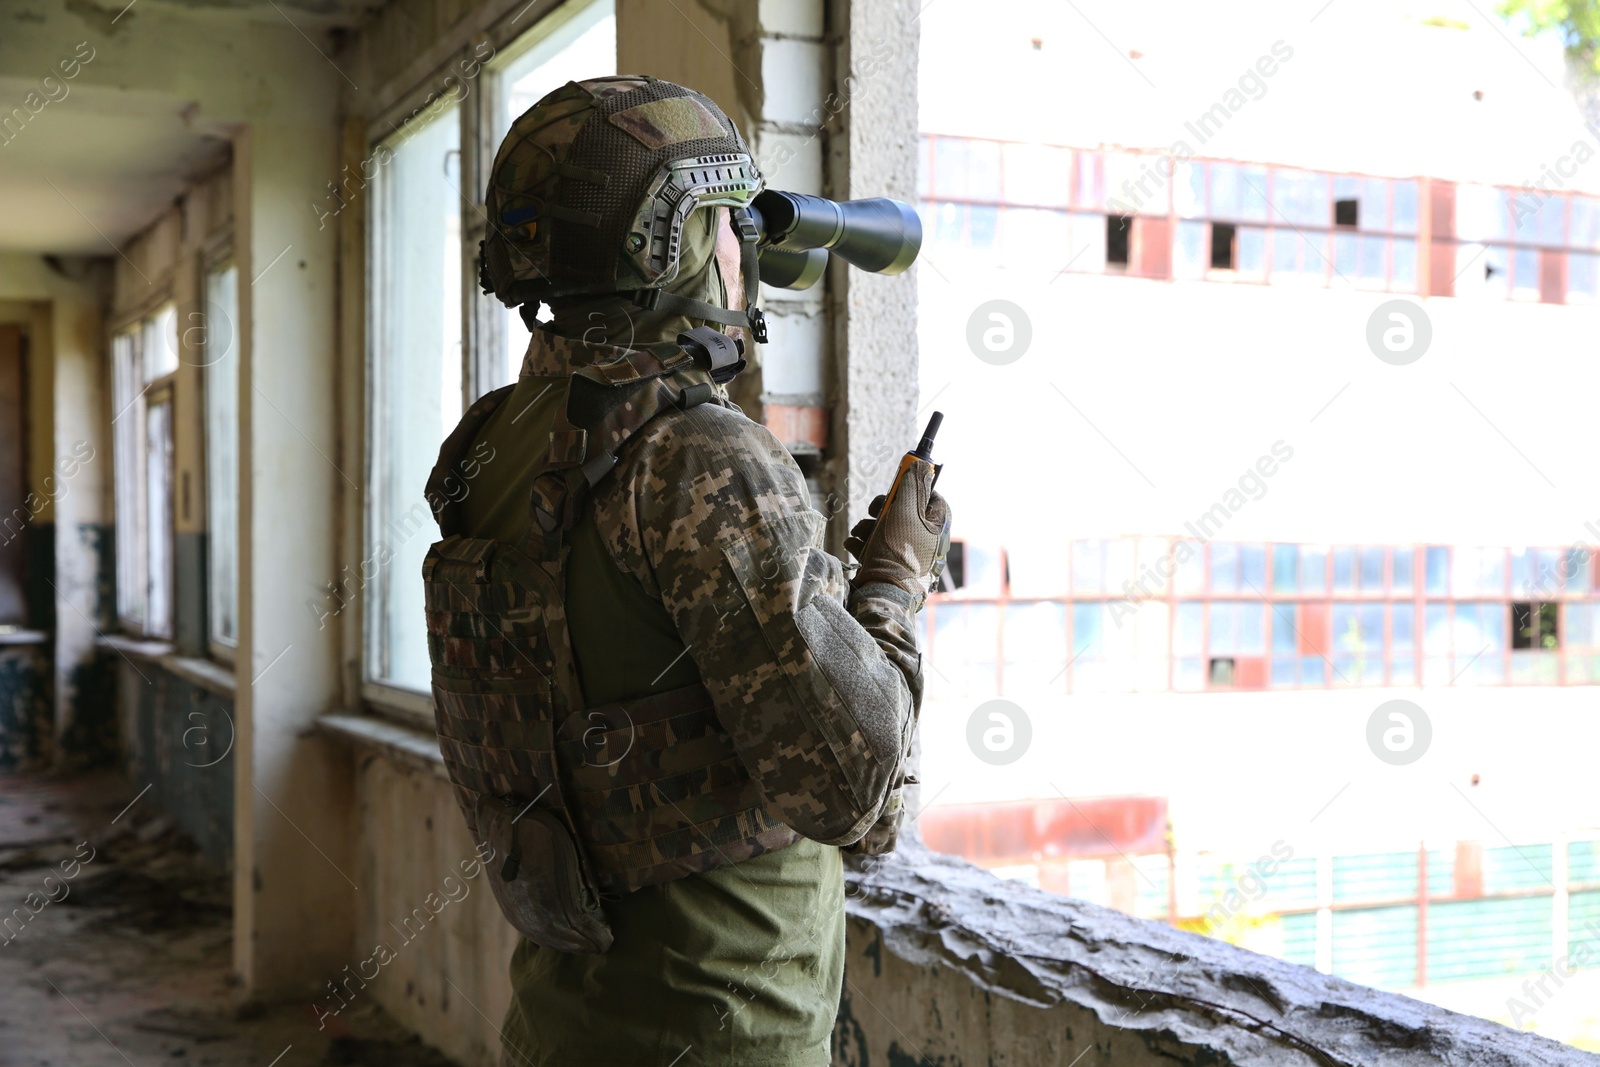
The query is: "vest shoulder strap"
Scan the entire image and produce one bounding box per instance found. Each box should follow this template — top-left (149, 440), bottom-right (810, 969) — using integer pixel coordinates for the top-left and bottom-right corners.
top-left (426, 383), bottom-right (515, 537)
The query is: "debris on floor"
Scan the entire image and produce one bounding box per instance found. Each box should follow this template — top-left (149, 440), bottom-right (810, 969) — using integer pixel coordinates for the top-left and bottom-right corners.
top-left (0, 770), bottom-right (458, 1067)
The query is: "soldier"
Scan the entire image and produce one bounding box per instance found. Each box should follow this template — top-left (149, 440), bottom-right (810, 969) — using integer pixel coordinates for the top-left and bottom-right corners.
top-left (422, 75), bottom-right (949, 1066)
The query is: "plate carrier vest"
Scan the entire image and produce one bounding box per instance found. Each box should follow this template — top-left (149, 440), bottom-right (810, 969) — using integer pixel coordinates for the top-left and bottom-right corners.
top-left (422, 330), bottom-right (797, 954)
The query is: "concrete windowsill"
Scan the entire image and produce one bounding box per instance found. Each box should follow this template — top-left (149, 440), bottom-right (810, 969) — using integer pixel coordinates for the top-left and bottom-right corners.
top-left (158, 654), bottom-right (236, 698)
top-left (317, 712), bottom-right (449, 780)
top-left (97, 634), bottom-right (177, 660)
top-left (845, 843), bottom-right (1594, 1067)
top-left (0, 628), bottom-right (49, 646)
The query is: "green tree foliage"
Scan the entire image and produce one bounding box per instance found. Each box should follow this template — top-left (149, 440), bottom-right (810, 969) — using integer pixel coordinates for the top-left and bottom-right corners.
top-left (1500, 0), bottom-right (1600, 74)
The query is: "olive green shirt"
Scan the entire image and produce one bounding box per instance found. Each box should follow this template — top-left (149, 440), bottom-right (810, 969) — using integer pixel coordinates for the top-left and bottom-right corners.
top-left (459, 367), bottom-right (845, 1067)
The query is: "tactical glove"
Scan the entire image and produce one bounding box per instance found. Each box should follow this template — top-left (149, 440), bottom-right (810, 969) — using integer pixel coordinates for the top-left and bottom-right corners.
top-left (844, 466), bottom-right (952, 610)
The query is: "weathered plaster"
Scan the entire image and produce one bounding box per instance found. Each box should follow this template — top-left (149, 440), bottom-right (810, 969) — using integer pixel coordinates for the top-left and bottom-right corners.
top-left (838, 845), bottom-right (1600, 1066)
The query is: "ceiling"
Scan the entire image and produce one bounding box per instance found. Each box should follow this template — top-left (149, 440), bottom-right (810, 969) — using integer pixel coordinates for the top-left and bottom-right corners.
top-left (0, 0), bottom-right (382, 257)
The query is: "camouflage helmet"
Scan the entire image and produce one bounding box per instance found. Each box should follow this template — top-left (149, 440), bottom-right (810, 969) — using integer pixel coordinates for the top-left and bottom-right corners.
top-left (481, 75), bottom-right (764, 311)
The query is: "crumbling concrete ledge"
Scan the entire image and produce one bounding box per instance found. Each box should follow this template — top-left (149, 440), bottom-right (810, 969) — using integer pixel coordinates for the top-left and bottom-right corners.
top-left (835, 844), bottom-right (1600, 1067)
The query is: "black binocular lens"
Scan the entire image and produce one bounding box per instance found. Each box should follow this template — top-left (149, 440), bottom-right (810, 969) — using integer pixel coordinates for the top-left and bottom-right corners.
top-left (750, 190), bottom-right (923, 289)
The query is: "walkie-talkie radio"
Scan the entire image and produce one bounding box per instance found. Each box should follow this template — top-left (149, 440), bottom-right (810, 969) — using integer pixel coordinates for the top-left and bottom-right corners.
top-left (856, 412), bottom-right (946, 586)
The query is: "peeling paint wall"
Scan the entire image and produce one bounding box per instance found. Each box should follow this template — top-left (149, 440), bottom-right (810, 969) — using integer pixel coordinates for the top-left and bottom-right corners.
top-left (348, 751), bottom-right (519, 1067)
top-left (114, 657), bottom-right (235, 866)
top-left (0, 643), bottom-right (51, 772)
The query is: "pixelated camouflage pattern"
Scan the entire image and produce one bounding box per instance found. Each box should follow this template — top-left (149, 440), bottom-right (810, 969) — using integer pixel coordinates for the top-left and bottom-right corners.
top-left (423, 332), bottom-right (817, 897)
top-left (588, 395), bottom-right (924, 848)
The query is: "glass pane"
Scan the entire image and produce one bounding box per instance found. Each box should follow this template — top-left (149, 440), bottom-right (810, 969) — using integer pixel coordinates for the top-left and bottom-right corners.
top-left (1356, 235), bottom-right (1386, 289)
top-left (1073, 602), bottom-right (1104, 660)
top-left (1238, 603), bottom-right (1265, 654)
top-left (1208, 602), bottom-right (1237, 654)
top-left (1511, 246), bottom-right (1540, 299)
top-left (969, 205), bottom-right (998, 248)
top-left (1572, 196), bottom-right (1600, 249)
top-left (1510, 191), bottom-right (1566, 246)
top-left (204, 265), bottom-right (240, 648)
top-left (493, 0), bottom-right (618, 385)
top-left (1392, 603), bottom-right (1415, 649)
top-left (1392, 546), bottom-right (1414, 593)
top-left (143, 304), bottom-right (179, 382)
top-left (1238, 226), bottom-right (1267, 279)
top-left (933, 202), bottom-right (965, 246)
top-left (1240, 544), bottom-right (1267, 592)
top-left (1301, 545), bottom-right (1328, 593)
top-left (1392, 180), bottom-right (1419, 234)
top-left (1565, 549), bottom-right (1592, 594)
top-left (1272, 168), bottom-right (1329, 226)
top-left (1569, 252), bottom-right (1599, 304)
top-left (1174, 602), bottom-right (1204, 656)
top-left (1272, 603), bottom-right (1297, 651)
top-left (1174, 161), bottom-right (1205, 218)
top-left (1209, 161), bottom-right (1240, 218)
top-left (1359, 547), bottom-right (1385, 592)
top-left (1273, 544), bottom-right (1299, 593)
top-left (1333, 547), bottom-right (1356, 592)
top-left (1211, 542), bottom-right (1239, 594)
top-left (145, 397), bottom-right (175, 639)
top-left (944, 139), bottom-right (1001, 200)
top-left (1239, 165), bottom-right (1269, 221)
top-left (1272, 227), bottom-right (1327, 284)
top-left (1175, 541), bottom-right (1204, 594)
top-left (1391, 238), bottom-right (1417, 292)
top-left (112, 328), bottom-right (147, 628)
top-left (1333, 232), bottom-right (1357, 283)
top-left (1173, 220), bottom-right (1206, 280)
top-left (1360, 177), bottom-right (1391, 231)
top-left (1424, 547), bottom-right (1449, 595)
top-left (368, 102), bottom-right (465, 693)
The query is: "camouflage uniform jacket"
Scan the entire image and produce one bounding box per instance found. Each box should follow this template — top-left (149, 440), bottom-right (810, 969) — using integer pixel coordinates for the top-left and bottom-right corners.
top-left (425, 327), bottom-right (924, 903)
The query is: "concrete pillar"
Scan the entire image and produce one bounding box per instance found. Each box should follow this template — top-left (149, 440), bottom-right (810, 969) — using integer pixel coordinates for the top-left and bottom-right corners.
top-left (232, 114), bottom-right (355, 998)
top-left (825, 0), bottom-right (921, 541)
top-left (0, 258), bottom-right (111, 766)
top-left (48, 286), bottom-right (111, 759)
top-left (617, 0), bottom-right (835, 447)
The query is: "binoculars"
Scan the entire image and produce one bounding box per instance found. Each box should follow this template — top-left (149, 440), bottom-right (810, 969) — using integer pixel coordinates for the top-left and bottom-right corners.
top-left (749, 191), bottom-right (923, 291)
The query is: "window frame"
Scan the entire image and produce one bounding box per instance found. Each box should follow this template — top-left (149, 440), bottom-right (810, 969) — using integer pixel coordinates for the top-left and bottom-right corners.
top-left (201, 254), bottom-right (241, 663)
top-left (110, 303), bottom-right (180, 640)
top-left (357, 0), bottom-right (617, 725)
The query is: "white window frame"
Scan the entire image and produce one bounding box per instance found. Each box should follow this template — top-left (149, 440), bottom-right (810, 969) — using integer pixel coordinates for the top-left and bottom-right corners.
top-left (111, 306), bottom-right (179, 639)
top-left (358, 0), bottom-right (617, 723)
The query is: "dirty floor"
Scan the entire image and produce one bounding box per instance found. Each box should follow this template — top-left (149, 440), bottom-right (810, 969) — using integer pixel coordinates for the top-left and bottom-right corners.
top-left (0, 770), bottom-right (457, 1067)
